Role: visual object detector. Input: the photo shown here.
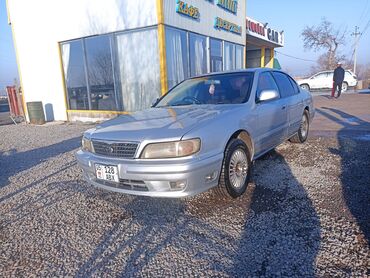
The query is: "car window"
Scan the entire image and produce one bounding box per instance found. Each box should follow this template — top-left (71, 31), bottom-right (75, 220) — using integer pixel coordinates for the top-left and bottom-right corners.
top-left (345, 71), bottom-right (352, 79)
top-left (288, 76), bottom-right (300, 94)
top-left (256, 72), bottom-right (279, 100)
top-left (271, 71), bottom-right (296, 98)
top-left (313, 73), bottom-right (326, 79)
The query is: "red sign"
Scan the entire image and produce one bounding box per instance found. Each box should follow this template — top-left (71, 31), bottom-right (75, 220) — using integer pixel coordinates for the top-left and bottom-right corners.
top-left (246, 19), bottom-right (265, 36)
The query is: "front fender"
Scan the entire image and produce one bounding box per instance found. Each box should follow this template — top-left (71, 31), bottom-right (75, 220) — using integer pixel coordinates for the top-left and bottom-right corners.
top-left (181, 106), bottom-right (257, 160)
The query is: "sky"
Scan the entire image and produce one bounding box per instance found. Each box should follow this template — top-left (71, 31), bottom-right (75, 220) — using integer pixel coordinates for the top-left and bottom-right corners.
top-left (0, 0), bottom-right (369, 92)
top-left (247, 0), bottom-right (370, 76)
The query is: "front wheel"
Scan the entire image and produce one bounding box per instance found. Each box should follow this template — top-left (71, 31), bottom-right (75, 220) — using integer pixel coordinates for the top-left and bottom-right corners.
top-left (216, 139), bottom-right (252, 198)
top-left (341, 82), bottom-right (348, 92)
top-left (290, 110), bottom-right (310, 143)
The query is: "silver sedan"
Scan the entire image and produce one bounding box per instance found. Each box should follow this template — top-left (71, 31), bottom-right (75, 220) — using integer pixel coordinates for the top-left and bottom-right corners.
top-left (76, 68), bottom-right (314, 198)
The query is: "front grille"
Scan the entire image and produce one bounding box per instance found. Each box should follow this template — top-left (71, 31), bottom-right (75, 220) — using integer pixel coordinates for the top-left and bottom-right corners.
top-left (92, 140), bottom-right (138, 158)
top-left (95, 179), bottom-right (149, 191)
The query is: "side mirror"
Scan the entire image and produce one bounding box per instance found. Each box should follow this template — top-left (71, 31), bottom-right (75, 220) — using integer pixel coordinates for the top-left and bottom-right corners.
top-left (257, 90), bottom-right (279, 103)
top-left (151, 97), bottom-right (160, 107)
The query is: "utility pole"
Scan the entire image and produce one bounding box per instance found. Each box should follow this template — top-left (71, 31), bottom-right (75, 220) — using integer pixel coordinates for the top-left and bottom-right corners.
top-left (351, 26), bottom-right (361, 75)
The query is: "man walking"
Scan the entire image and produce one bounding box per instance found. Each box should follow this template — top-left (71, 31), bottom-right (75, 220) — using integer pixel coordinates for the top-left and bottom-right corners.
top-left (332, 62), bottom-right (345, 98)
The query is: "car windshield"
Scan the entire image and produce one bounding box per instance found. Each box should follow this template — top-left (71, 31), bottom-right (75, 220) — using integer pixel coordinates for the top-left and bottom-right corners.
top-left (155, 73), bottom-right (254, 107)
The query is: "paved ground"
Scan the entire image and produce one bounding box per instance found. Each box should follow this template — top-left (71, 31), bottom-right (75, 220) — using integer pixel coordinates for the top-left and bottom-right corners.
top-left (0, 94), bottom-right (369, 277)
top-left (311, 92), bottom-right (370, 136)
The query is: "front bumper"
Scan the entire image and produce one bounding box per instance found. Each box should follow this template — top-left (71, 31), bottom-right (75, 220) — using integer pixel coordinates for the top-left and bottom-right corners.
top-left (76, 150), bottom-right (223, 198)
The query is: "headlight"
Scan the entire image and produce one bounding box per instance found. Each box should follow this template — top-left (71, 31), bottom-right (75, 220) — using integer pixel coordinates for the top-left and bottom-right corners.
top-left (140, 138), bottom-right (201, 159)
top-left (82, 137), bottom-right (94, 152)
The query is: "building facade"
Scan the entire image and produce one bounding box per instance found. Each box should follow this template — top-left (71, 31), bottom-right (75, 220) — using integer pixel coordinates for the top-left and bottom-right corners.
top-left (246, 17), bottom-right (284, 69)
top-left (7, 0), bottom-right (283, 122)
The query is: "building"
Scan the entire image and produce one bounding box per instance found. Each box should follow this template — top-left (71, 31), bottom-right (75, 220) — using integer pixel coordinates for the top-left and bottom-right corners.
top-left (245, 17), bottom-right (284, 68)
top-left (7, 0), bottom-right (283, 122)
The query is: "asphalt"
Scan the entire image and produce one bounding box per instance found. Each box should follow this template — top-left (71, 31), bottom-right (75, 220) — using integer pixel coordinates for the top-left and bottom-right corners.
top-left (310, 92), bottom-right (370, 137)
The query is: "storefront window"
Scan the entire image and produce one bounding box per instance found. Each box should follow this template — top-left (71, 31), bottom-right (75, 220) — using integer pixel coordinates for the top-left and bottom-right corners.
top-left (85, 35), bottom-right (117, 111)
top-left (224, 42), bottom-right (235, 71)
top-left (235, 45), bottom-right (244, 69)
top-left (246, 48), bottom-right (261, 68)
top-left (115, 28), bottom-right (161, 111)
top-left (210, 38), bottom-right (222, 72)
top-left (189, 33), bottom-right (207, 77)
top-left (166, 27), bottom-right (189, 89)
top-left (62, 40), bottom-right (89, 110)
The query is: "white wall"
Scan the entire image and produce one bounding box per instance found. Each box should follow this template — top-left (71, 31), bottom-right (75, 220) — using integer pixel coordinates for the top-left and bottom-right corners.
top-left (7, 0), bottom-right (157, 121)
top-left (164, 0), bottom-right (246, 46)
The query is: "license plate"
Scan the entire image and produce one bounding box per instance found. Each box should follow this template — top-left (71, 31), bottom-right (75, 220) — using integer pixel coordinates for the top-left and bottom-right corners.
top-left (95, 164), bottom-right (119, 183)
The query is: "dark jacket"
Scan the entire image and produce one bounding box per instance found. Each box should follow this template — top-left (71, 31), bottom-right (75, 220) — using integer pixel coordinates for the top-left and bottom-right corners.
top-left (333, 66), bottom-right (345, 83)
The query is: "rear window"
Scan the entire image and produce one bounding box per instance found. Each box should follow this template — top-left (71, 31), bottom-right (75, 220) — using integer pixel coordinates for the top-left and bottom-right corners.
top-left (345, 71), bottom-right (353, 78)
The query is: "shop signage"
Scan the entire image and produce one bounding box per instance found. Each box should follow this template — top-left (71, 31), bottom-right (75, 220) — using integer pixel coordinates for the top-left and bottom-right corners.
top-left (267, 28), bottom-right (279, 43)
top-left (176, 1), bottom-right (200, 20)
top-left (214, 17), bottom-right (241, 35)
top-left (246, 18), bottom-right (283, 45)
top-left (247, 20), bottom-right (265, 36)
top-left (216, 0), bottom-right (238, 14)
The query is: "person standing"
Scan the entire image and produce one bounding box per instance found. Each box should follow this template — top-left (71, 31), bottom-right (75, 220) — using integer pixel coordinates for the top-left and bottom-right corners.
top-left (332, 62), bottom-right (345, 98)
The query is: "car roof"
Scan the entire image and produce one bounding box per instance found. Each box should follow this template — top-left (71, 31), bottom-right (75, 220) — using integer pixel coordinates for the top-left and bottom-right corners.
top-left (190, 68), bottom-right (282, 79)
top-left (314, 69), bottom-right (352, 75)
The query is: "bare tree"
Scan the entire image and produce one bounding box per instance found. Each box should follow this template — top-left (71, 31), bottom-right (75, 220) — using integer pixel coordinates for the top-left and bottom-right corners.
top-left (302, 18), bottom-right (347, 70)
top-left (88, 50), bottom-right (114, 86)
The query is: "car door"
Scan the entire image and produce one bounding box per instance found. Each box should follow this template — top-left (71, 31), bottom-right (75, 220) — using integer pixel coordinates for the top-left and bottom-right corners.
top-left (310, 73), bottom-right (326, 89)
top-left (271, 71), bottom-right (304, 137)
top-left (254, 72), bottom-right (288, 155)
top-left (326, 72), bottom-right (334, 88)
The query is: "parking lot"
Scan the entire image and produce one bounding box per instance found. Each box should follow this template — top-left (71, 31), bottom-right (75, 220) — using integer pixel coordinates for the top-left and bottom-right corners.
top-left (0, 93), bottom-right (369, 276)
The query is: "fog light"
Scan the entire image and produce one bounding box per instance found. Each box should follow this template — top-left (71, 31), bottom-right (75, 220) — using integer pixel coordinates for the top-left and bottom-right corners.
top-left (205, 171), bottom-right (218, 182)
top-left (169, 180), bottom-right (187, 190)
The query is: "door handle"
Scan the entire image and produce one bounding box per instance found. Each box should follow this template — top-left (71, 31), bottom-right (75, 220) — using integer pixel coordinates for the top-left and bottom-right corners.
top-left (282, 105), bottom-right (286, 110)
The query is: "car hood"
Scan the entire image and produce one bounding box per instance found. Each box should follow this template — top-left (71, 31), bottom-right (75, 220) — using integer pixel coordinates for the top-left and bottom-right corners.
top-left (89, 105), bottom-right (238, 142)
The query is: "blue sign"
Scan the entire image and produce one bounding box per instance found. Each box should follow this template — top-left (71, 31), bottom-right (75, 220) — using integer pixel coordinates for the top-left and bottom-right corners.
top-left (176, 1), bottom-right (200, 20)
top-left (217, 0), bottom-right (238, 14)
top-left (214, 17), bottom-right (241, 35)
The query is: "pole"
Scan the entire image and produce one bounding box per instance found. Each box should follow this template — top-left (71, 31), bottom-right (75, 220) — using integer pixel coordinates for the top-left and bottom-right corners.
top-left (351, 26), bottom-right (361, 75)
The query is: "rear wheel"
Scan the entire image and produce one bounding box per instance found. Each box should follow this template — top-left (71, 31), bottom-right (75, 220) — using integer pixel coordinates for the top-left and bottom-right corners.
top-left (341, 82), bottom-right (348, 92)
top-left (300, 84), bottom-right (310, 91)
top-left (290, 110), bottom-right (310, 143)
top-left (216, 139), bottom-right (251, 198)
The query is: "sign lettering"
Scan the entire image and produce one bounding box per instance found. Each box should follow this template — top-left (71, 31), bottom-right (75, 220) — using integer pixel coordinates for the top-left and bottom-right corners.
top-left (214, 17), bottom-right (242, 35)
top-left (217, 0), bottom-right (238, 14)
top-left (176, 1), bottom-right (200, 20)
top-left (246, 18), bottom-right (283, 45)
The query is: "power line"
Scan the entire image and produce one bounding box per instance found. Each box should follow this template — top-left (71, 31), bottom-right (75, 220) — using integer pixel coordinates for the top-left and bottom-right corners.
top-left (275, 51), bottom-right (316, 63)
top-left (357, 0), bottom-right (370, 27)
top-left (359, 18), bottom-right (370, 38)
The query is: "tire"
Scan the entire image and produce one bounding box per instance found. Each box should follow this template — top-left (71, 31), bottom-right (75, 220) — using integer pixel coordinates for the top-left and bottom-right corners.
top-left (216, 139), bottom-right (252, 198)
top-left (290, 110), bottom-right (310, 143)
top-left (341, 82), bottom-right (348, 92)
top-left (300, 84), bottom-right (310, 91)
